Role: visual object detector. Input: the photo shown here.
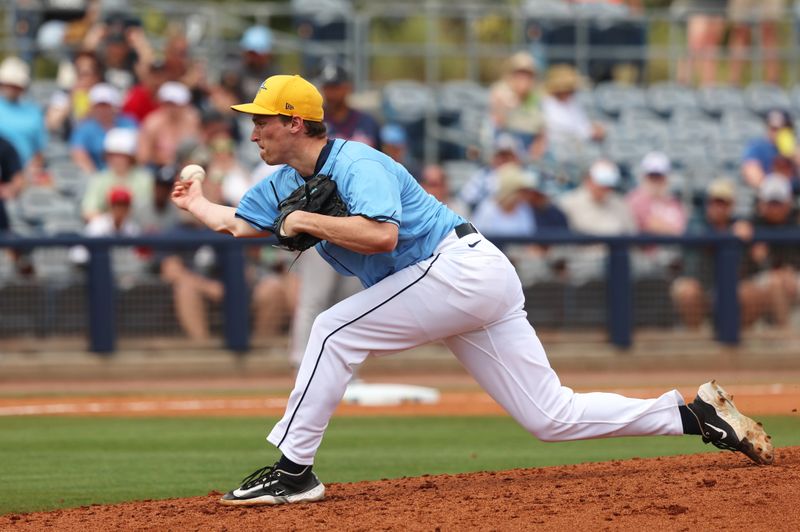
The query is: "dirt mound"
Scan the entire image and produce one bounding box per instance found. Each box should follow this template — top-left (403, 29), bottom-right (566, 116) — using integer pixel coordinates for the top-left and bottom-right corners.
top-left (4, 447), bottom-right (799, 531)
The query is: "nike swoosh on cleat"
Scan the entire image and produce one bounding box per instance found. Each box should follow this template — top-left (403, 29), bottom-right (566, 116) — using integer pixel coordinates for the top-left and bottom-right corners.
top-left (468, 240), bottom-right (481, 248)
top-left (233, 479), bottom-right (278, 498)
top-left (705, 422), bottom-right (728, 439)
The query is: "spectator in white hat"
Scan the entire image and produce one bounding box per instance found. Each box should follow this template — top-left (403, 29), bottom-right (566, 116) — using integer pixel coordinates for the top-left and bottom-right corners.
top-left (137, 81), bottom-right (200, 168)
top-left (626, 151), bottom-right (688, 236)
top-left (0, 56), bottom-right (48, 175)
top-left (559, 159), bottom-right (636, 236)
top-left (70, 83), bottom-right (138, 174)
top-left (557, 159), bottom-right (637, 283)
top-left (81, 128), bottom-right (153, 222)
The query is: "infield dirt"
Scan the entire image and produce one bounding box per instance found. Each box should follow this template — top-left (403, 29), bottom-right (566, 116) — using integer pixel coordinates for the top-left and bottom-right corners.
top-left (3, 447), bottom-right (798, 531)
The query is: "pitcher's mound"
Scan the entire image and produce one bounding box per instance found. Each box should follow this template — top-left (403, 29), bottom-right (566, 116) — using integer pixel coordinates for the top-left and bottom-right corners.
top-left (3, 447), bottom-right (799, 531)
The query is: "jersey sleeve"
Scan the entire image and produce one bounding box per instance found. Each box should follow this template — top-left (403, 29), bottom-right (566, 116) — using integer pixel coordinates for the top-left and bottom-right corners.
top-left (235, 175), bottom-right (281, 232)
top-left (338, 159), bottom-right (402, 226)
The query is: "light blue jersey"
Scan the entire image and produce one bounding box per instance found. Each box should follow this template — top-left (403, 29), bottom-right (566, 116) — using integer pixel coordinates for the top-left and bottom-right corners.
top-left (236, 138), bottom-right (465, 287)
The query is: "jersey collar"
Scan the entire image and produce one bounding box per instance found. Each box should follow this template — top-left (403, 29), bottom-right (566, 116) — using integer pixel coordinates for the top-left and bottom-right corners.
top-left (308, 138), bottom-right (336, 178)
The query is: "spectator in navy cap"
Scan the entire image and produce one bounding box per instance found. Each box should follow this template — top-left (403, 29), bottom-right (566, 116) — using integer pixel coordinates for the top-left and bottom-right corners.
top-left (317, 63), bottom-right (381, 148)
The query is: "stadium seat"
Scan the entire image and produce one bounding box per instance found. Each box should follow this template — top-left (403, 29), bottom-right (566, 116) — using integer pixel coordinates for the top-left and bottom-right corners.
top-left (789, 86), bottom-right (800, 115)
top-left (647, 81), bottom-right (698, 117)
top-left (593, 82), bottom-right (647, 118)
top-left (27, 80), bottom-right (58, 107)
top-left (523, 281), bottom-right (567, 328)
top-left (383, 80), bottom-right (435, 161)
top-left (574, 89), bottom-right (597, 117)
top-left (435, 80), bottom-right (487, 161)
top-left (604, 134), bottom-right (652, 169)
top-left (697, 85), bottom-right (746, 116)
top-left (521, 0), bottom-right (573, 18)
top-left (0, 251), bottom-right (15, 282)
top-left (734, 187), bottom-right (757, 219)
top-left (32, 247), bottom-right (75, 281)
top-left (441, 160), bottom-right (481, 192)
top-left (0, 282), bottom-right (47, 337)
top-left (633, 278), bottom-right (675, 327)
top-left (566, 280), bottom-right (607, 328)
top-left (45, 141), bottom-right (71, 164)
top-left (51, 282), bottom-right (87, 335)
top-left (668, 114), bottom-right (719, 145)
top-left (744, 83), bottom-right (791, 116)
top-left (618, 106), bottom-right (664, 124)
top-left (719, 109), bottom-right (765, 143)
top-left (382, 80), bottom-right (435, 124)
top-left (42, 217), bottom-right (84, 236)
top-left (457, 106), bottom-right (491, 153)
top-left (116, 280), bottom-right (181, 336)
top-left (712, 137), bottom-right (746, 169)
top-left (17, 187), bottom-right (62, 224)
top-left (436, 80), bottom-right (488, 120)
top-left (49, 161), bottom-right (87, 198)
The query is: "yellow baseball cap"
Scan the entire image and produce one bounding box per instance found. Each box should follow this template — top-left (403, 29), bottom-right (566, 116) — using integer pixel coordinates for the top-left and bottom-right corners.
top-left (231, 74), bottom-right (324, 121)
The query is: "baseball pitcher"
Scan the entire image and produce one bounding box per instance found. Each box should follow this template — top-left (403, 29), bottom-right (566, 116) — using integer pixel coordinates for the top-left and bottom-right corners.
top-left (171, 74), bottom-right (773, 506)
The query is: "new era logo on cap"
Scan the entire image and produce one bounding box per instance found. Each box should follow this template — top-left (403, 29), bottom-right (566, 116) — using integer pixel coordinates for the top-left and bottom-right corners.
top-left (231, 75), bottom-right (324, 121)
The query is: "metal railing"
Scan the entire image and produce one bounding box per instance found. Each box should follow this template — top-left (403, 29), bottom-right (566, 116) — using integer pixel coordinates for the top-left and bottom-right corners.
top-left (2, 229), bottom-right (797, 354)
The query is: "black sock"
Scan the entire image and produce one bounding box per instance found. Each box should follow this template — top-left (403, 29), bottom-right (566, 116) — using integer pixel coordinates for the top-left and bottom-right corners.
top-left (277, 454), bottom-right (310, 475)
top-left (679, 405), bottom-right (703, 435)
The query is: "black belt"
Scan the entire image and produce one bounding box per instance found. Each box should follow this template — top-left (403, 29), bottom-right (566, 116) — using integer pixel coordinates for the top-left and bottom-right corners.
top-left (455, 222), bottom-right (478, 238)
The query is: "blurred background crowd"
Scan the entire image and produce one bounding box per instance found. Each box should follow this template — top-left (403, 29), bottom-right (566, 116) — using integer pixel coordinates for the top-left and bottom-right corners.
top-left (3, 0), bottom-right (800, 350)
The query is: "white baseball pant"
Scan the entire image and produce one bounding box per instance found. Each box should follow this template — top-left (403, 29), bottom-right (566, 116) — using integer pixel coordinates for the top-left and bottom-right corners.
top-left (289, 247), bottom-right (362, 368)
top-left (268, 229), bottom-right (685, 465)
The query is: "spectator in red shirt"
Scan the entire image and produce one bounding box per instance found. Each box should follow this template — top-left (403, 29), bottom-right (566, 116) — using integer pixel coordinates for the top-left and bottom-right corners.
top-left (122, 60), bottom-right (168, 123)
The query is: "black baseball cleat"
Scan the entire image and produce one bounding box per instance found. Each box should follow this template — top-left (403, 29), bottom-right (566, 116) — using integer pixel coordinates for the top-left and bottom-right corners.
top-left (219, 463), bottom-right (325, 506)
top-left (687, 380), bottom-right (774, 465)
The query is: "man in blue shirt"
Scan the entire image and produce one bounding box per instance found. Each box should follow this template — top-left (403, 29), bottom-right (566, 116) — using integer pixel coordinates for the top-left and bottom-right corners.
top-left (171, 74), bottom-right (774, 507)
top-left (70, 83), bottom-right (138, 174)
top-left (0, 57), bottom-right (47, 172)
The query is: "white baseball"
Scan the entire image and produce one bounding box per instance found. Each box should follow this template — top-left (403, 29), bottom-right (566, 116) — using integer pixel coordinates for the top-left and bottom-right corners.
top-left (180, 164), bottom-right (206, 182)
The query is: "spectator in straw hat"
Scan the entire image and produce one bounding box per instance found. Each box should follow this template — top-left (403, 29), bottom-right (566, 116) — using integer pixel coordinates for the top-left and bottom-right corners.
top-left (488, 51), bottom-right (546, 161)
top-left (542, 64), bottom-right (605, 150)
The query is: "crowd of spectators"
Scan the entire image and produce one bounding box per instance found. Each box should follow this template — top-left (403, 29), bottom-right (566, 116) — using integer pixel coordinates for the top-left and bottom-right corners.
top-left (2, 2), bottom-right (800, 342)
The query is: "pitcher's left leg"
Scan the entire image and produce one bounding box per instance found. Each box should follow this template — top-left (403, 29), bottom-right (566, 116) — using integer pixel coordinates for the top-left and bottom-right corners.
top-left (445, 312), bottom-right (684, 441)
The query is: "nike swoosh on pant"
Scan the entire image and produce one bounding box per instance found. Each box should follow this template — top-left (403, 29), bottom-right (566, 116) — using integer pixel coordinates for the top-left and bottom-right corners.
top-left (468, 240), bottom-right (481, 248)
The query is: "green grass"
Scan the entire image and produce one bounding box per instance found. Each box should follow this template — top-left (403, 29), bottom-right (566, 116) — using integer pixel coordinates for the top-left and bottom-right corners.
top-left (1, 415), bottom-right (798, 515)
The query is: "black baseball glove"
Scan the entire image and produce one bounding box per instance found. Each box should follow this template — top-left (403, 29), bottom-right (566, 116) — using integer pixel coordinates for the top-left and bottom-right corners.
top-left (272, 174), bottom-right (348, 251)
